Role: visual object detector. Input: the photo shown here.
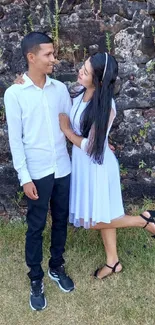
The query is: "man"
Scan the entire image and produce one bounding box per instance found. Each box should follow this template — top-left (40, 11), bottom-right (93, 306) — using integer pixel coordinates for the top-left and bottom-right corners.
top-left (4, 32), bottom-right (74, 311)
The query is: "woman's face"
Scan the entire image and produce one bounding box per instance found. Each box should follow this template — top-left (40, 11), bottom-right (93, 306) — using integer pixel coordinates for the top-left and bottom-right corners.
top-left (77, 58), bottom-right (94, 89)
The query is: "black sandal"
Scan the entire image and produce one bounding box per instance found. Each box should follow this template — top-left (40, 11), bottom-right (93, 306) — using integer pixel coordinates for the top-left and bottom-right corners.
top-left (140, 210), bottom-right (155, 238)
top-left (94, 261), bottom-right (120, 280)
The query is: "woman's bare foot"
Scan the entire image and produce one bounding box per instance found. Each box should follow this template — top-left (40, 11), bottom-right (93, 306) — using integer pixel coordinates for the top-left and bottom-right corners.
top-left (140, 210), bottom-right (155, 236)
top-left (94, 261), bottom-right (122, 280)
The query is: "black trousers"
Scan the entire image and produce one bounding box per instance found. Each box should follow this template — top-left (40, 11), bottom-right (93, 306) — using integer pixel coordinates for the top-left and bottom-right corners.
top-left (25, 173), bottom-right (70, 281)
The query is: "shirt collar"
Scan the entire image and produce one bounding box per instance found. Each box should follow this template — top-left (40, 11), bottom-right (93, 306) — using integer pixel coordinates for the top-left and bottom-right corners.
top-left (22, 73), bottom-right (53, 89)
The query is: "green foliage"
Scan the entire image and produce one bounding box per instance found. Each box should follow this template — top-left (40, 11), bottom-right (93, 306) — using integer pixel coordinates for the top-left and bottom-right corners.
top-left (144, 121), bottom-right (151, 128)
top-left (121, 183), bottom-right (125, 190)
top-left (51, 0), bottom-right (68, 46)
top-left (132, 122), bottom-right (150, 143)
top-left (0, 48), bottom-right (3, 58)
top-left (142, 197), bottom-right (154, 208)
top-left (23, 24), bottom-right (28, 36)
top-left (83, 47), bottom-right (88, 60)
top-left (0, 105), bottom-right (5, 121)
top-left (64, 44), bottom-right (80, 54)
top-left (46, 4), bottom-right (53, 37)
top-left (73, 44), bottom-right (80, 51)
top-left (27, 14), bottom-right (34, 31)
top-left (106, 32), bottom-right (112, 54)
top-left (90, 0), bottom-right (94, 8)
top-left (146, 168), bottom-right (152, 175)
top-left (60, 44), bottom-right (80, 67)
top-left (139, 129), bottom-right (145, 138)
top-left (14, 191), bottom-right (24, 207)
top-left (120, 164), bottom-right (128, 177)
top-left (139, 122), bottom-right (150, 139)
top-left (54, 0), bottom-right (59, 46)
top-left (132, 134), bottom-right (139, 144)
top-left (1, 198), bottom-right (155, 324)
top-left (139, 160), bottom-right (147, 169)
top-left (146, 61), bottom-right (155, 73)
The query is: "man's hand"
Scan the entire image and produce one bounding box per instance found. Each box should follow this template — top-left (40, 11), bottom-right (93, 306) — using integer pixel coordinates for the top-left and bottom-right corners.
top-left (14, 73), bottom-right (25, 84)
top-left (23, 182), bottom-right (39, 200)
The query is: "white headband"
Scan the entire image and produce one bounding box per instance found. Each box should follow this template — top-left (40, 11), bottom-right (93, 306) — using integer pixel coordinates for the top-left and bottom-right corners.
top-left (102, 52), bottom-right (108, 81)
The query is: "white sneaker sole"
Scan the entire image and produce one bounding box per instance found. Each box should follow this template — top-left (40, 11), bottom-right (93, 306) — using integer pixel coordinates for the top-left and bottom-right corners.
top-left (29, 297), bottom-right (47, 311)
top-left (48, 269), bottom-right (74, 293)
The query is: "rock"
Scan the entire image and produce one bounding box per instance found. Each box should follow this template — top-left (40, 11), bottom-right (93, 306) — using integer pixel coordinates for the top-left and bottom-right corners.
top-left (114, 29), bottom-right (141, 60)
top-left (143, 108), bottom-right (155, 119)
top-left (0, 202), bottom-right (6, 216)
top-left (147, 0), bottom-right (155, 15)
top-left (141, 20), bottom-right (155, 56)
top-left (101, 0), bottom-right (131, 19)
top-left (0, 0), bottom-right (12, 4)
top-left (0, 81), bottom-right (7, 97)
top-left (114, 76), bottom-right (121, 94)
top-left (144, 142), bottom-right (152, 150)
top-left (49, 0), bottom-right (80, 14)
top-left (0, 5), bottom-right (4, 18)
top-left (118, 61), bottom-right (139, 78)
top-left (89, 44), bottom-right (99, 55)
top-left (141, 35), bottom-right (155, 56)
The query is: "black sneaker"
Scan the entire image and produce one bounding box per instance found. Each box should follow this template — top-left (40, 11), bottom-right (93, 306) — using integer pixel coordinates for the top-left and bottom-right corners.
top-left (30, 280), bottom-right (47, 311)
top-left (48, 265), bottom-right (74, 293)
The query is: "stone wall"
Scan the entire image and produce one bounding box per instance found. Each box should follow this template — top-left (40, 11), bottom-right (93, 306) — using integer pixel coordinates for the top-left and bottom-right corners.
top-left (0, 0), bottom-right (155, 219)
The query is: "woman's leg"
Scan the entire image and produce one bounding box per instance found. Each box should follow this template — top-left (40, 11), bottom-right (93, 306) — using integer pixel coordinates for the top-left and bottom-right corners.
top-left (91, 211), bottom-right (155, 235)
top-left (96, 228), bottom-right (122, 279)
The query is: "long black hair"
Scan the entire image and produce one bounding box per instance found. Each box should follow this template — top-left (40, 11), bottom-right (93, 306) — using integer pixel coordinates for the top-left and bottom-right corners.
top-left (79, 52), bottom-right (118, 164)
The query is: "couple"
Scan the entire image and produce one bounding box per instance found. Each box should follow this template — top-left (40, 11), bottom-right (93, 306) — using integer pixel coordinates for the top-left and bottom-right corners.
top-left (4, 31), bottom-right (155, 311)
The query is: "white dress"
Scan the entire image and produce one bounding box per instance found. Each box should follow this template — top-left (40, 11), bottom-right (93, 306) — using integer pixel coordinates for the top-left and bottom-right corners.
top-left (69, 92), bottom-right (125, 229)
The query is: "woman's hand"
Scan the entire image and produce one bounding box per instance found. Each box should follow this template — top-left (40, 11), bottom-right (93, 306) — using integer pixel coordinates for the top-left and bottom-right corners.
top-left (59, 113), bottom-right (71, 133)
top-left (14, 73), bottom-right (25, 84)
top-left (108, 143), bottom-right (115, 152)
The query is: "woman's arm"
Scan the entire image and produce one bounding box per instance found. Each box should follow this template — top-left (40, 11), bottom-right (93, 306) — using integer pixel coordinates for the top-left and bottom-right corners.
top-left (65, 128), bottom-right (84, 148)
top-left (59, 113), bottom-right (115, 153)
top-left (59, 113), bottom-right (84, 148)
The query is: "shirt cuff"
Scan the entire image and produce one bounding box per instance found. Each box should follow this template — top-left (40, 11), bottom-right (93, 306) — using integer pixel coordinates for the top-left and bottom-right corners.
top-left (81, 138), bottom-right (88, 151)
top-left (18, 168), bottom-right (32, 186)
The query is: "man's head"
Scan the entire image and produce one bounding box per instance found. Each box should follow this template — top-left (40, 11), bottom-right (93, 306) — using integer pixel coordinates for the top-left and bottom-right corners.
top-left (21, 32), bottom-right (55, 74)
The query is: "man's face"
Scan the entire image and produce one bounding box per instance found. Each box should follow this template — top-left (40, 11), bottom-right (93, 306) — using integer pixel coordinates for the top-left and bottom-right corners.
top-left (28, 43), bottom-right (55, 74)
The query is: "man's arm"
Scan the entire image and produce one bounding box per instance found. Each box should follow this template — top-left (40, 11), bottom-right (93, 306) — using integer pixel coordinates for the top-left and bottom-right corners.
top-left (4, 89), bottom-right (38, 200)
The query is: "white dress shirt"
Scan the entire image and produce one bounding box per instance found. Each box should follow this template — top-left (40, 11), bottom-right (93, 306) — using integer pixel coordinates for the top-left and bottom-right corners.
top-left (4, 73), bottom-right (71, 186)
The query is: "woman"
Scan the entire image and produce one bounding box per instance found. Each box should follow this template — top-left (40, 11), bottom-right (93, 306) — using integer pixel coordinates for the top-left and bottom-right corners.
top-left (59, 52), bottom-right (155, 279)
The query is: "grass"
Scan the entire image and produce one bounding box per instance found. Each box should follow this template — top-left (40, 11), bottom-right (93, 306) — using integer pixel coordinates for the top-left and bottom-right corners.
top-left (1, 199), bottom-right (155, 325)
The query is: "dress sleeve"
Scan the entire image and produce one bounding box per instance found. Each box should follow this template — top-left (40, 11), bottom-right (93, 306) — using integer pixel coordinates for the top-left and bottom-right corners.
top-left (81, 138), bottom-right (88, 151)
